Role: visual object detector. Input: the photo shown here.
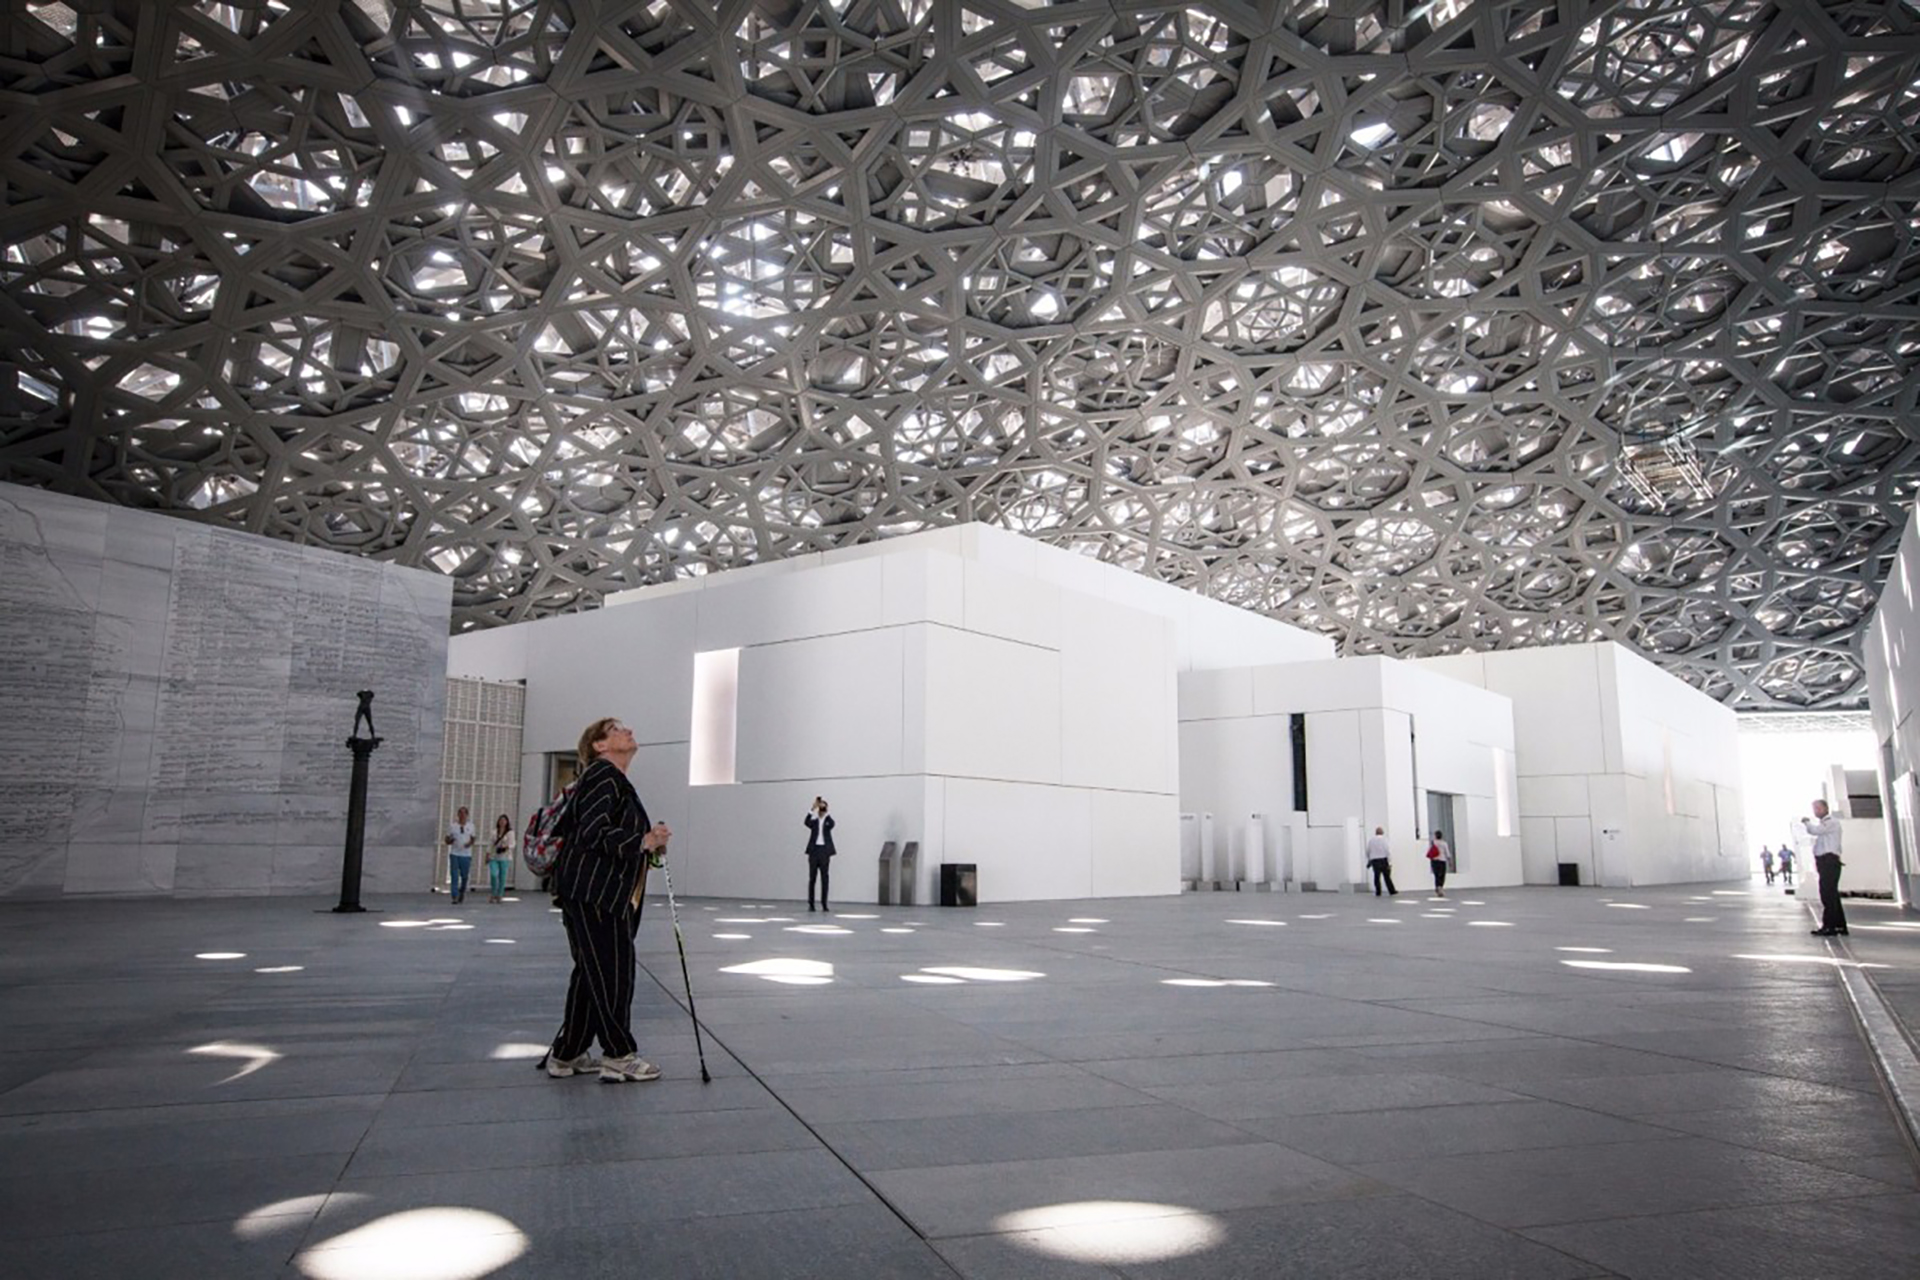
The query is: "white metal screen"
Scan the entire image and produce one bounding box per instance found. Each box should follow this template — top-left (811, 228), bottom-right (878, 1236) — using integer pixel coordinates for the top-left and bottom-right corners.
top-left (437, 677), bottom-right (527, 892)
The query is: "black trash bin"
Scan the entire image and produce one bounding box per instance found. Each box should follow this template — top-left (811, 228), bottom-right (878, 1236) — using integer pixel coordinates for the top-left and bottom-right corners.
top-left (939, 862), bottom-right (977, 907)
top-left (1557, 862), bottom-right (1581, 887)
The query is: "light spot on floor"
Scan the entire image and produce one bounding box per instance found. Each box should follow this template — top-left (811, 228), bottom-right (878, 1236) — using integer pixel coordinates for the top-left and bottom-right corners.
top-left (1561, 960), bottom-right (1691, 974)
top-left (995, 1201), bottom-right (1225, 1264)
top-left (294, 1206), bottom-right (529, 1279)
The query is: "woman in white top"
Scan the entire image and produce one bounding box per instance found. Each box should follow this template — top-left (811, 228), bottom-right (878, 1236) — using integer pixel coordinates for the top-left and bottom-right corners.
top-left (1427, 831), bottom-right (1451, 897)
top-left (488, 814), bottom-right (514, 903)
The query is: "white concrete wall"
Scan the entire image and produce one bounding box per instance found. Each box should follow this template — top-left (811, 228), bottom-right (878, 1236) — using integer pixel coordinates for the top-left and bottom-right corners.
top-left (607, 522), bottom-right (1334, 672)
top-left (1607, 645), bottom-right (1747, 885)
top-left (1865, 498), bottom-right (1920, 906)
top-left (1834, 817), bottom-right (1893, 896)
top-left (1174, 668), bottom-right (1293, 881)
top-left (1415, 643), bottom-right (1744, 887)
top-left (451, 539), bottom-right (1185, 903)
top-left (1178, 656), bottom-right (1523, 889)
top-left (1381, 659), bottom-right (1525, 888)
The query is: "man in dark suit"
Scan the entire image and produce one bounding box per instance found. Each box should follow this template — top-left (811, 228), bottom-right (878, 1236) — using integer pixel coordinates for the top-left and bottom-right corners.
top-left (804, 796), bottom-right (836, 912)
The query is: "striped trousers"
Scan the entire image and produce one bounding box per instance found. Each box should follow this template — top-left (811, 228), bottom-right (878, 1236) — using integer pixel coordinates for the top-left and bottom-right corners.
top-left (552, 898), bottom-right (638, 1060)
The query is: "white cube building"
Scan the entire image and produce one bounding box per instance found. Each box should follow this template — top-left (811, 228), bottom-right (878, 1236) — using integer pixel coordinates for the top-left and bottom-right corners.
top-left (1181, 656), bottom-right (1523, 891)
top-left (448, 524), bottom-right (1329, 902)
top-left (1415, 643), bottom-right (1747, 887)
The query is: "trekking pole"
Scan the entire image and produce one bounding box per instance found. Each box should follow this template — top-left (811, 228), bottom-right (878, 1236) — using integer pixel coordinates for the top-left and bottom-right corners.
top-left (655, 851), bottom-right (712, 1083)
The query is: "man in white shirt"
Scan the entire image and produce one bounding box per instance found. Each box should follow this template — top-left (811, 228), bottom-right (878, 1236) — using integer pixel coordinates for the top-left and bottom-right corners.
top-left (1365, 826), bottom-right (1397, 896)
top-left (1802, 800), bottom-right (1847, 936)
top-left (445, 806), bottom-right (477, 904)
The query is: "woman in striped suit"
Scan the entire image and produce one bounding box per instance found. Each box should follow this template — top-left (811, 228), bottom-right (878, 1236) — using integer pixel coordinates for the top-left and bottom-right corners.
top-left (544, 716), bottom-right (673, 1083)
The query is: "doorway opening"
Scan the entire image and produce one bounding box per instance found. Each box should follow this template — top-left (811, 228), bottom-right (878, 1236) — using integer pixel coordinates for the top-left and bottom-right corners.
top-left (1425, 791), bottom-right (1459, 871)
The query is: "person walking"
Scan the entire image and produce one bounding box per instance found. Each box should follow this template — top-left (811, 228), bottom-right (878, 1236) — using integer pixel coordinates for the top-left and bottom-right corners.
top-left (1803, 800), bottom-right (1848, 936)
top-left (1777, 844), bottom-right (1795, 888)
top-left (487, 813), bottom-right (514, 903)
top-left (1365, 826), bottom-right (1397, 896)
top-left (804, 796), bottom-right (836, 912)
top-left (1761, 846), bottom-right (1775, 886)
top-left (546, 717), bottom-right (673, 1083)
top-left (1426, 830), bottom-right (1451, 897)
top-left (445, 806), bottom-right (476, 904)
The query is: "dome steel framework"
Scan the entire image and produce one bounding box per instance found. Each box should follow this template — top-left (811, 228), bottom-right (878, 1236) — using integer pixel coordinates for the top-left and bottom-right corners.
top-left (2, 0), bottom-right (1918, 709)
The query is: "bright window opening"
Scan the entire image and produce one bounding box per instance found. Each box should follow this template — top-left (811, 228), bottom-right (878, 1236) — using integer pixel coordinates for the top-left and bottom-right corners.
top-left (1492, 746), bottom-right (1517, 837)
top-left (690, 648), bottom-right (739, 785)
top-left (1663, 729), bottom-right (1676, 815)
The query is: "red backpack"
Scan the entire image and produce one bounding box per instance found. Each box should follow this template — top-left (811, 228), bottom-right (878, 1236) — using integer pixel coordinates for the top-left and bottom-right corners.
top-left (522, 780), bottom-right (579, 877)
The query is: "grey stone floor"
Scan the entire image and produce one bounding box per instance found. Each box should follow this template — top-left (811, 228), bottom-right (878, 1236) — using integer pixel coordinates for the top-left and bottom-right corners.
top-left (1, 880), bottom-right (1916, 1279)
top-left (1830, 892), bottom-right (1920, 1042)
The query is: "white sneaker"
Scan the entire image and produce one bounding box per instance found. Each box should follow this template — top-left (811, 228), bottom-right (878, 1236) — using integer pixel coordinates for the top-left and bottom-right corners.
top-left (545, 1051), bottom-right (598, 1078)
top-left (599, 1053), bottom-right (661, 1083)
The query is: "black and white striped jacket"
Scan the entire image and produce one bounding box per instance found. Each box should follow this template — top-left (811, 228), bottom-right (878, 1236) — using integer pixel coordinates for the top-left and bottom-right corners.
top-left (552, 758), bottom-right (652, 913)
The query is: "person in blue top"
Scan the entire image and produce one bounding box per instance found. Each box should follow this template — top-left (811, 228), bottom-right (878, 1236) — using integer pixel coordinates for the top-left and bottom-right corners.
top-left (444, 807), bottom-right (475, 904)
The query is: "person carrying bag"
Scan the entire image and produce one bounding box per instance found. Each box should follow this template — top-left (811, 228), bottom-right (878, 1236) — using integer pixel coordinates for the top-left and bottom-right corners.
top-left (1427, 831), bottom-right (1451, 897)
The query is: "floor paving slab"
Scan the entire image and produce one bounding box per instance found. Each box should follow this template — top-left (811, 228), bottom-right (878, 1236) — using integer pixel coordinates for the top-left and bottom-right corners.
top-left (1522, 1191), bottom-right (1920, 1280)
top-left (403, 1203), bottom-right (957, 1280)
top-left (774, 1069), bottom-right (1161, 1124)
top-left (0, 1151), bottom-right (351, 1239)
top-left (1131, 1070), bottom-right (1531, 1120)
top-left (812, 1102), bottom-right (1259, 1172)
top-left (316, 1147), bottom-right (877, 1236)
top-left (1238, 1098), bottom-right (1675, 1164)
top-left (1354, 1133), bottom-right (1895, 1228)
top-left (0, 1219), bottom-right (305, 1280)
top-left (869, 1142), bottom-right (1392, 1239)
top-left (932, 1196), bottom-right (1612, 1280)
top-left (344, 1106), bottom-right (822, 1179)
top-left (1505, 1065), bottom-right (1876, 1116)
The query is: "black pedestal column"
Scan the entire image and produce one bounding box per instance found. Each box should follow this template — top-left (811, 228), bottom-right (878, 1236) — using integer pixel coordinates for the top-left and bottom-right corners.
top-left (333, 733), bottom-right (381, 913)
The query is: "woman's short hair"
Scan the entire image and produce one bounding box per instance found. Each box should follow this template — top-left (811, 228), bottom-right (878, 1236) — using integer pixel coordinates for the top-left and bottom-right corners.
top-left (577, 716), bottom-right (622, 767)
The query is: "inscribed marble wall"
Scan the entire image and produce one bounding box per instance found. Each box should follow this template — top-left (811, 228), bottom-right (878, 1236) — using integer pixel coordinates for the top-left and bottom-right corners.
top-left (0, 482), bottom-right (451, 897)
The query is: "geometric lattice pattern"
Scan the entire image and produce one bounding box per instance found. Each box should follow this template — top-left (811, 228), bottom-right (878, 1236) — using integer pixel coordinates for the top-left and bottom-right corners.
top-left (4, 2), bottom-right (1918, 710)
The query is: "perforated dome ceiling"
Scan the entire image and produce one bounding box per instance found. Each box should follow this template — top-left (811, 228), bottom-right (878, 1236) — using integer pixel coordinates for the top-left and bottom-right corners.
top-left (3, 0), bottom-right (1918, 709)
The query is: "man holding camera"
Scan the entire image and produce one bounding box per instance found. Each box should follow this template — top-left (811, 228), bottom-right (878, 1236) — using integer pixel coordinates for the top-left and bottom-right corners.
top-left (804, 796), bottom-right (836, 912)
top-left (1803, 799), bottom-right (1847, 936)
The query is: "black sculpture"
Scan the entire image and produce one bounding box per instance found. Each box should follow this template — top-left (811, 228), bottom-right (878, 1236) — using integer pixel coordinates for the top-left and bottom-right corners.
top-left (351, 689), bottom-right (377, 741)
top-left (333, 690), bottom-right (383, 913)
